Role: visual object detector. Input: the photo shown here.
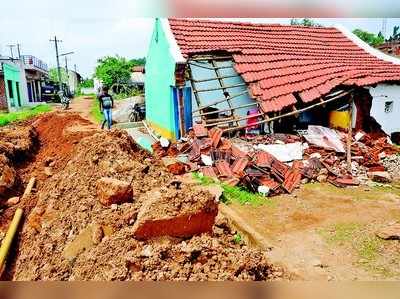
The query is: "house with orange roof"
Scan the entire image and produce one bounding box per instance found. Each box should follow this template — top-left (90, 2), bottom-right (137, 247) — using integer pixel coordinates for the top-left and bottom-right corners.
top-left (144, 18), bottom-right (400, 140)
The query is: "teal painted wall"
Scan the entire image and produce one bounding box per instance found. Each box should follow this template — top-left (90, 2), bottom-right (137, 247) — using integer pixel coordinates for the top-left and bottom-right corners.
top-left (3, 63), bottom-right (23, 108)
top-left (145, 19), bottom-right (177, 139)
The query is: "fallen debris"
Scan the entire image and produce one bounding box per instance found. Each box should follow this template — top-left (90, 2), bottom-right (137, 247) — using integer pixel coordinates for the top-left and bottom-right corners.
top-left (96, 177), bottom-right (133, 206)
top-left (155, 123), bottom-right (399, 197)
top-left (368, 171), bottom-right (393, 184)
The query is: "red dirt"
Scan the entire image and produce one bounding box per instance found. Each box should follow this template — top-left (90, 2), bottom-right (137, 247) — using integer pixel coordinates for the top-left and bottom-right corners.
top-left (17, 112), bottom-right (96, 185)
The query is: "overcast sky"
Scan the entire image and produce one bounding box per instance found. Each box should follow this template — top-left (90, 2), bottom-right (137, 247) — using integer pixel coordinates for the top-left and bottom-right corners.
top-left (1, 1), bottom-right (399, 77)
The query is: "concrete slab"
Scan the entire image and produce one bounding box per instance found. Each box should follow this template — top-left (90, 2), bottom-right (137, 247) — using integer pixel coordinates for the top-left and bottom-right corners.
top-left (124, 127), bottom-right (156, 153)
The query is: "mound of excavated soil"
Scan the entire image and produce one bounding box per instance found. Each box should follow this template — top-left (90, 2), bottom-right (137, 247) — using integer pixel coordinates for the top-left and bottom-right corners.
top-left (70, 223), bottom-right (281, 281)
top-left (17, 112), bottom-right (97, 184)
top-left (0, 124), bottom-right (37, 162)
top-left (12, 118), bottom-right (283, 281)
top-left (0, 124), bottom-right (38, 203)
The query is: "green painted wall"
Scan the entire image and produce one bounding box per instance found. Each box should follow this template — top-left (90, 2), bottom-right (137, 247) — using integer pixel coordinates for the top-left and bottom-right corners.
top-left (3, 63), bottom-right (23, 108)
top-left (145, 19), bottom-right (177, 139)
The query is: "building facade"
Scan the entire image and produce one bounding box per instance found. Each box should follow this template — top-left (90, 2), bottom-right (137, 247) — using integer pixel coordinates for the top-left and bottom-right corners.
top-left (0, 55), bottom-right (48, 111)
top-left (22, 55), bottom-right (48, 103)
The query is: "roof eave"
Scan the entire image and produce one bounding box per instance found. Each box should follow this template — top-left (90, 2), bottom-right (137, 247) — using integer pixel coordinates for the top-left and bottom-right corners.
top-left (161, 18), bottom-right (186, 64)
top-left (335, 24), bottom-right (400, 65)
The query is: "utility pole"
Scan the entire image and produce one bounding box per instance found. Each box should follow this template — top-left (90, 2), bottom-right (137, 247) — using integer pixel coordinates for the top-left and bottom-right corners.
top-left (382, 18), bottom-right (387, 40)
top-left (49, 36), bottom-right (63, 91)
top-left (59, 51), bottom-right (74, 93)
top-left (16, 43), bottom-right (21, 59)
top-left (74, 64), bottom-right (77, 73)
top-left (6, 44), bottom-right (16, 59)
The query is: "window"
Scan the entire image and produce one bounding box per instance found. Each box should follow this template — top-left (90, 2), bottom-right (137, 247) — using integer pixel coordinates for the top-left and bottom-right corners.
top-left (385, 101), bottom-right (394, 113)
top-left (7, 80), bottom-right (13, 99)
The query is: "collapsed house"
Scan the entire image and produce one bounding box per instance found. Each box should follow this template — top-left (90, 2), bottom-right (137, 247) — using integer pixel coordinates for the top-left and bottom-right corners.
top-left (145, 18), bottom-right (400, 141)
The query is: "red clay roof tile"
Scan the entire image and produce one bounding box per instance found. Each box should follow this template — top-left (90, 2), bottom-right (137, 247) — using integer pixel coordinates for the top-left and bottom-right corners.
top-left (215, 160), bottom-right (234, 177)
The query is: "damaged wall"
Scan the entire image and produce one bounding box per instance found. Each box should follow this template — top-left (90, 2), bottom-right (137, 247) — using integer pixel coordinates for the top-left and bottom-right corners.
top-left (145, 19), bottom-right (179, 140)
top-left (368, 84), bottom-right (400, 135)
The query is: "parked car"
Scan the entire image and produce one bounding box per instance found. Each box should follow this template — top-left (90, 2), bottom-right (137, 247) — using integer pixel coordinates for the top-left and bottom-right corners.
top-left (41, 82), bottom-right (71, 102)
top-left (41, 84), bottom-right (57, 102)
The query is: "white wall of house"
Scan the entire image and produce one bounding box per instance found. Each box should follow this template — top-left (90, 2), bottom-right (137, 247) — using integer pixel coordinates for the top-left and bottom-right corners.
top-left (368, 84), bottom-right (400, 135)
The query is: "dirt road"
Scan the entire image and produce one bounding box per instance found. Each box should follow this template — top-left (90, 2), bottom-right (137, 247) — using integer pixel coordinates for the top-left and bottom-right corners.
top-left (227, 183), bottom-right (400, 280)
top-left (67, 96), bottom-right (97, 124)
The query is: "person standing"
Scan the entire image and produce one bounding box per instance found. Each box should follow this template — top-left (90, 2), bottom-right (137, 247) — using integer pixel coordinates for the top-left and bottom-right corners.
top-left (98, 86), bottom-right (114, 130)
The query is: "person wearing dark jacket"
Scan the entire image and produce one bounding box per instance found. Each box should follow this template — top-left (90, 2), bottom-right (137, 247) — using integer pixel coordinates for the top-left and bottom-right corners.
top-left (98, 86), bottom-right (114, 129)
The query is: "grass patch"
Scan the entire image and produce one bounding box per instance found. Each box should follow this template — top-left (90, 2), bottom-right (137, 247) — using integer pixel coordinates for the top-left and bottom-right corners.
top-left (233, 233), bottom-right (242, 244)
top-left (318, 223), bottom-right (361, 245)
top-left (112, 90), bottom-right (143, 101)
top-left (0, 104), bottom-right (51, 127)
top-left (318, 222), bottom-right (398, 277)
top-left (192, 172), bottom-right (275, 207)
top-left (304, 182), bottom-right (400, 201)
top-left (89, 95), bottom-right (103, 124)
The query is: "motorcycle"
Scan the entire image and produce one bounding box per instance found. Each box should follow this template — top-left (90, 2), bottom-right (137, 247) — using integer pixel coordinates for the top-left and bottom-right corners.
top-left (128, 102), bottom-right (146, 122)
top-left (58, 91), bottom-right (70, 110)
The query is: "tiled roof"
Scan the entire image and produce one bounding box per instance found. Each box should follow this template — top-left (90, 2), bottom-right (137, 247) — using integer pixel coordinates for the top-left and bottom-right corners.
top-left (168, 18), bottom-right (400, 112)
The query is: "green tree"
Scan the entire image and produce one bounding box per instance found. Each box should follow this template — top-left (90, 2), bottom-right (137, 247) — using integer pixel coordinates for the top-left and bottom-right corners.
top-left (49, 68), bottom-right (68, 83)
top-left (130, 57), bottom-right (146, 66)
top-left (387, 25), bottom-right (400, 42)
top-left (290, 18), bottom-right (321, 27)
top-left (95, 56), bottom-right (133, 88)
top-left (352, 29), bottom-right (385, 47)
top-left (80, 78), bottom-right (94, 88)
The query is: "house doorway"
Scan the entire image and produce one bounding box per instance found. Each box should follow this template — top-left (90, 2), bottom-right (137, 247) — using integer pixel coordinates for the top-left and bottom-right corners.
top-left (172, 86), bottom-right (193, 140)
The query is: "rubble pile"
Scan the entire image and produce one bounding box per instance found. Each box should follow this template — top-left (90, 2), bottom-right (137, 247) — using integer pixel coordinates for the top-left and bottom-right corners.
top-left (12, 125), bottom-right (283, 281)
top-left (382, 154), bottom-right (400, 180)
top-left (71, 224), bottom-right (281, 281)
top-left (155, 124), bottom-right (399, 196)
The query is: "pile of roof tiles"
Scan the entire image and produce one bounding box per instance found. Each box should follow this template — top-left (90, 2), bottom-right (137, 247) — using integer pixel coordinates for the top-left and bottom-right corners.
top-left (152, 123), bottom-right (399, 197)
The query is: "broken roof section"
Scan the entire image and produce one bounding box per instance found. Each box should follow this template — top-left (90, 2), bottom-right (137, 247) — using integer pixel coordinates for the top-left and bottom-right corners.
top-left (168, 18), bottom-right (400, 113)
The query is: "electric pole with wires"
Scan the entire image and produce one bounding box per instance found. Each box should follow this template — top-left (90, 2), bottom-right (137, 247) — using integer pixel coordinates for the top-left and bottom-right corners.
top-left (49, 36), bottom-right (63, 91)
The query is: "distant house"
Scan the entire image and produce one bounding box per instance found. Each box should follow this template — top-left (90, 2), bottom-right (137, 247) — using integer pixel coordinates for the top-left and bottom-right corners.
top-left (145, 18), bottom-right (400, 140)
top-left (0, 55), bottom-right (48, 111)
top-left (0, 58), bottom-right (26, 111)
top-left (67, 70), bottom-right (82, 95)
top-left (131, 65), bottom-right (145, 90)
top-left (21, 55), bottom-right (48, 103)
top-left (377, 41), bottom-right (400, 58)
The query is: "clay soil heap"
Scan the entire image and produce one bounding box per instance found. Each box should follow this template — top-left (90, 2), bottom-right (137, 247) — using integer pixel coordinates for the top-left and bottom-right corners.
top-left (0, 112), bottom-right (283, 281)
